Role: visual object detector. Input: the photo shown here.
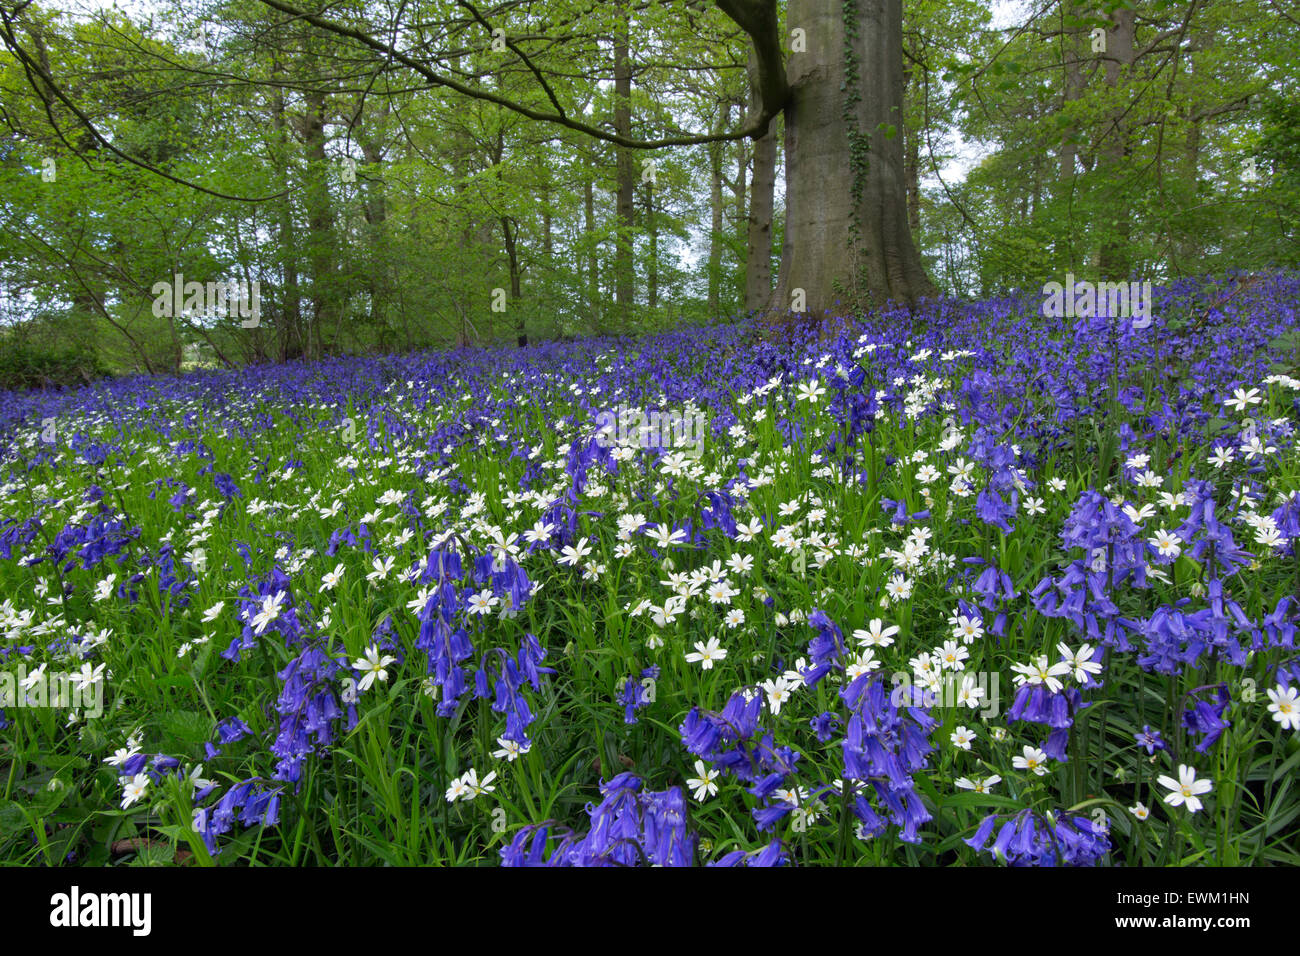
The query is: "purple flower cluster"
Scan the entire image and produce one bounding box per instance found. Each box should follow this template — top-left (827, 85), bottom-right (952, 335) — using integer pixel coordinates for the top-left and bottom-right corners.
top-left (841, 675), bottom-right (937, 843)
top-left (680, 689), bottom-right (802, 831)
top-left (500, 773), bottom-right (700, 866)
top-left (965, 809), bottom-right (1111, 866)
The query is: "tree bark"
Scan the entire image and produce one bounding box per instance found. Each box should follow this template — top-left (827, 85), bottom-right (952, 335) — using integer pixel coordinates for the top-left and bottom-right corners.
top-left (613, 5), bottom-right (636, 324)
top-left (743, 44), bottom-right (776, 314)
top-left (771, 0), bottom-right (934, 316)
top-left (501, 216), bottom-right (524, 345)
top-left (902, 63), bottom-right (920, 235)
top-left (294, 87), bottom-right (337, 359)
top-left (732, 117), bottom-right (748, 306)
top-left (1097, 5), bottom-right (1135, 278)
top-left (1058, 3), bottom-right (1086, 184)
top-left (745, 117), bottom-right (777, 312)
top-left (646, 181), bottom-right (658, 312)
top-left (358, 112), bottom-right (389, 347)
top-left (708, 106), bottom-right (725, 317)
top-left (270, 81), bottom-right (300, 364)
top-left (584, 158), bottom-right (599, 330)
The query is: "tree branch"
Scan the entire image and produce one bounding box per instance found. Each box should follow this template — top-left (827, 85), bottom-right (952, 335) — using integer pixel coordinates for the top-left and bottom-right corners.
top-left (0, 4), bottom-right (289, 202)
top-left (255, 0), bottom-right (770, 147)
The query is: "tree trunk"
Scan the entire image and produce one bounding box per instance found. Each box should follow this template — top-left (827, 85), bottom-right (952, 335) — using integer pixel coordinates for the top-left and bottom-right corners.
top-left (541, 183), bottom-right (553, 259)
top-left (501, 217), bottom-right (525, 345)
top-left (1097, 5), bottom-right (1135, 278)
top-left (271, 82), bottom-right (300, 365)
top-left (645, 180), bottom-right (659, 312)
top-left (1176, 116), bottom-right (1202, 267)
top-left (708, 116), bottom-right (724, 317)
top-left (613, 6), bottom-right (635, 325)
top-left (746, 119), bottom-right (777, 313)
top-left (732, 119), bottom-right (748, 307)
top-left (902, 63), bottom-right (920, 235)
top-left (1030, 153), bottom-right (1041, 219)
top-left (359, 129), bottom-right (388, 345)
top-left (296, 88), bottom-right (337, 359)
top-left (1054, 3), bottom-right (1087, 272)
top-left (772, 0), bottom-right (933, 316)
top-left (745, 46), bottom-right (777, 314)
top-left (1058, 2), bottom-right (1086, 184)
top-left (584, 162), bottom-right (599, 330)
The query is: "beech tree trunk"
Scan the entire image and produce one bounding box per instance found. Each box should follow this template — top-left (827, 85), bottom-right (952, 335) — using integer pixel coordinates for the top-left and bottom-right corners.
top-left (708, 108), bottom-right (725, 317)
top-left (743, 44), bottom-right (776, 314)
top-left (771, 0), bottom-right (934, 316)
top-left (501, 216), bottom-right (524, 345)
top-left (270, 79), bottom-right (300, 364)
top-left (1097, 5), bottom-right (1135, 278)
top-left (1175, 116), bottom-right (1202, 268)
top-left (357, 106), bottom-right (389, 345)
top-left (732, 116), bottom-right (748, 306)
top-left (613, 6), bottom-right (635, 324)
top-left (902, 63), bottom-right (920, 235)
top-left (295, 87), bottom-right (337, 359)
top-left (745, 120), bottom-right (777, 312)
top-left (584, 165), bottom-right (599, 329)
top-left (1058, 3), bottom-right (1086, 184)
top-left (645, 181), bottom-right (659, 312)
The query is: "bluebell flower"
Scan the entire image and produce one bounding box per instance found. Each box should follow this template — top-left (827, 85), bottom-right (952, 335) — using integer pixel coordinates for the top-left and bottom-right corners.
top-left (1183, 684), bottom-right (1232, 753)
top-left (966, 809), bottom-right (1110, 866)
top-left (216, 717), bottom-right (252, 743)
top-left (1135, 725), bottom-right (1166, 754)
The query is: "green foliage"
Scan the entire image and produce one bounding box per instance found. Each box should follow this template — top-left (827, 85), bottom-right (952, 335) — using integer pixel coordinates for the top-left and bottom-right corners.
top-left (0, 336), bottom-right (108, 391)
top-left (913, 0), bottom-right (1300, 295)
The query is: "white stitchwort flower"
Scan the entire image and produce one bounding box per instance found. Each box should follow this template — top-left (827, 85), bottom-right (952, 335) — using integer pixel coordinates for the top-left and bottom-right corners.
top-left (1267, 685), bottom-right (1300, 731)
top-left (1157, 764), bottom-right (1213, 813)
top-left (1012, 745), bottom-right (1049, 776)
top-left (685, 637), bottom-right (727, 670)
top-left (120, 773), bottom-right (150, 810)
top-left (352, 645), bottom-right (396, 692)
top-left (685, 759), bottom-right (720, 802)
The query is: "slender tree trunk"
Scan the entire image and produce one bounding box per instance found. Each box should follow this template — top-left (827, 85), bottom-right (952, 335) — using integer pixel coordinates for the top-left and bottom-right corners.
top-left (745, 47), bottom-right (777, 314)
top-left (708, 121), bottom-right (724, 317)
top-left (1055, 3), bottom-right (1087, 270)
top-left (449, 105), bottom-right (478, 347)
top-left (1058, 2), bottom-right (1086, 184)
top-left (270, 82), bottom-right (299, 365)
top-left (645, 181), bottom-right (658, 311)
top-left (296, 87), bottom-right (337, 360)
top-left (358, 94), bottom-right (387, 348)
top-left (501, 217), bottom-right (525, 345)
top-left (584, 161), bottom-right (599, 330)
top-left (613, 5), bottom-right (635, 325)
top-left (732, 117), bottom-right (748, 307)
top-left (772, 0), bottom-right (934, 316)
top-left (1030, 153), bottom-right (1041, 219)
top-left (1172, 114), bottom-right (1202, 270)
top-left (359, 130), bottom-right (388, 341)
top-left (903, 64), bottom-right (921, 235)
top-left (541, 183), bottom-right (553, 259)
top-left (746, 121), bottom-right (777, 312)
top-left (1098, 5), bottom-right (1135, 277)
